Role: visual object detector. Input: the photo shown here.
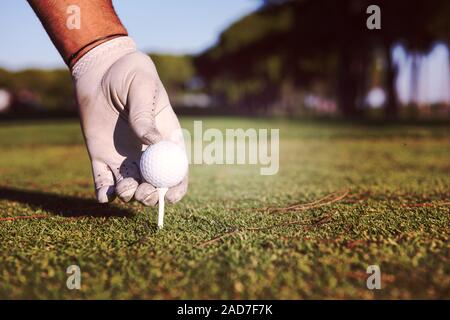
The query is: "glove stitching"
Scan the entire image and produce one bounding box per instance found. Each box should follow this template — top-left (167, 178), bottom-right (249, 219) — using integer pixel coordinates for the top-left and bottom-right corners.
top-left (72, 37), bottom-right (136, 80)
top-left (155, 104), bottom-right (170, 116)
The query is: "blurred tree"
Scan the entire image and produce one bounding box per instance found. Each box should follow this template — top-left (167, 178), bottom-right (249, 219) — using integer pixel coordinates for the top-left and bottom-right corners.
top-left (150, 54), bottom-right (194, 95)
top-left (0, 68), bottom-right (74, 111)
top-left (0, 54), bottom-right (195, 114)
top-left (196, 0), bottom-right (449, 118)
top-left (377, 0), bottom-right (450, 118)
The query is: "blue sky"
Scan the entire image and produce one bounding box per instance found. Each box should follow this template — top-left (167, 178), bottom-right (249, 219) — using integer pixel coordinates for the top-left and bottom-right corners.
top-left (0, 0), bottom-right (260, 70)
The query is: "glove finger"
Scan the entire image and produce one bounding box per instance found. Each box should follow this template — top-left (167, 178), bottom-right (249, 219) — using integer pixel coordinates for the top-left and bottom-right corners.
top-left (165, 175), bottom-right (188, 204)
top-left (128, 72), bottom-right (163, 145)
top-left (110, 159), bottom-right (141, 202)
top-left (96, 185), bottom-right (116, 204)
top-left (135, 182), bottom-right (159, 206)
top-left (92, 160), bottom-right (116, 203)
top-left (116, 178), bottom-right (139, 202)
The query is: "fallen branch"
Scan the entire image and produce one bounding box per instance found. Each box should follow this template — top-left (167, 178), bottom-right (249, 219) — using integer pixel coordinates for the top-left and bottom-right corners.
top-left (401, 201), bottom-right (450, 208)
top-left (228, 190), bottom-right (349, 214)
top-left (268, 190), bottom-right (349, 214)
top-left (196, 191), bottom-right (349, 247)
top-left (196, 211), bottom-right (336, 247)
top-left (0, 214), bottom-right (47, 221)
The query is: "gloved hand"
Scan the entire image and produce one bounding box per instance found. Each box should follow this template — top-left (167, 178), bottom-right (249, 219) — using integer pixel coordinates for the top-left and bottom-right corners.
top-left (72, 36), bottom-right (188, 205)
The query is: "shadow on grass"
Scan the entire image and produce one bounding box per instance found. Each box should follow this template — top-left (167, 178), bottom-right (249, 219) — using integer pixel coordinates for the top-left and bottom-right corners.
top-left (0, 186), bottom-right (134, 218)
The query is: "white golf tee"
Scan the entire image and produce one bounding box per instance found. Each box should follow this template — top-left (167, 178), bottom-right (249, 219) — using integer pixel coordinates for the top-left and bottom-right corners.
top-left (157, 187), bottom-right (168, 229)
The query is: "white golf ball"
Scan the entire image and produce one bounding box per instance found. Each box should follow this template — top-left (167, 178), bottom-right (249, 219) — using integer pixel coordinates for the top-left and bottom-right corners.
top-left (140, 140), bottom-right (188, 188)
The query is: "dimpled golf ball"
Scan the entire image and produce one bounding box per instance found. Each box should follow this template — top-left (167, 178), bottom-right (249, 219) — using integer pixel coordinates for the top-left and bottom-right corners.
top-left (140, 140), bottom-right (188, 188)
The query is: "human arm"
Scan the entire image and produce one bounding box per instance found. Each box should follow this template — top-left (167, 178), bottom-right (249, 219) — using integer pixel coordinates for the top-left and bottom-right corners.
top-left (28, 0), bottom-right (188, 205)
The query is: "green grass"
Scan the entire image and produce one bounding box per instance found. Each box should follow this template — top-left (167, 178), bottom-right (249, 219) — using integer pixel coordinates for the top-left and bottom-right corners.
top-left (0, 117), bottom-right (449, 299)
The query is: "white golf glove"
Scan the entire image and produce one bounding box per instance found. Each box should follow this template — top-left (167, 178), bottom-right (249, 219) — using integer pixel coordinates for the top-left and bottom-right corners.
top-left (72, 36), bottom-right (188, 205)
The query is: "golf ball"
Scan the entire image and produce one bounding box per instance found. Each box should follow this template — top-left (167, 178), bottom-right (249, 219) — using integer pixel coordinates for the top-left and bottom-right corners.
top-left (140, 140), bottom-right (188, 188)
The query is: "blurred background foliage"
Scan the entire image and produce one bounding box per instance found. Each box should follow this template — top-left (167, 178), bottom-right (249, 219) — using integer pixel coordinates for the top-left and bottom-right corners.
top-left (0, 67), bottom-right (74, 112)
top-left (150, 54), bottom-right (195, 94)
top-left (196, 0), bottom-right (450, 118)
top-left (0, 0), bottom-right (448, 119)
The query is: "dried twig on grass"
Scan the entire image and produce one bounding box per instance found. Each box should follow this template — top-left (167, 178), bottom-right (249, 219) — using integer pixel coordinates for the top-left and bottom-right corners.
top-left (267, 190), bottom-right (349, 214)
top-left (0, 214), bottom-right (47, 221)
top-left (197, 191), bottom-right (349, 247)
top-left (196, 211), bottom-right (336, 247)
top-left (401, 201), bottom-right (450, 208)
top-left (227, 190), bottom-right (349, 214)
top-left (196, 229), bottom-right (241, 247)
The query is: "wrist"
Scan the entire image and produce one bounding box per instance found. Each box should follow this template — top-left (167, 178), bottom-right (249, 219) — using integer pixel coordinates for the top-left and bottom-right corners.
top-left (71, 36), bottom-right (137, 80)
top-left (68, 32), bottom-right (128, 68)
top-left (28, 0), bottom-right (128, 69)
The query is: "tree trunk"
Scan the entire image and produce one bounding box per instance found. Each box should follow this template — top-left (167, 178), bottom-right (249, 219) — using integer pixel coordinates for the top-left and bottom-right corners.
top-left (337, 49), bottom-right (359, 117)
top-left (385, 44), bottom-right (399, 119)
